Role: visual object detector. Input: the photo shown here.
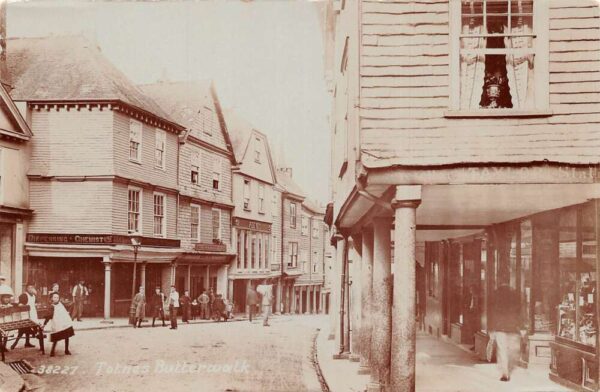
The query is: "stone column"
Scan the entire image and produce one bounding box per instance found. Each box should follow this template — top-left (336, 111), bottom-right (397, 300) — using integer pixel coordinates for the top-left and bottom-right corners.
top-left (102, 256), bottom-right (112, 320)
top-left (205, 265), bottom-right (210, 290)
top-left (368, 217), bottom-right (392, 391)
top-left (306, 285), bottom-right (312, 314)
top-left (359, 228), bottom-right (374, 375)
top-left (140, 262), bottom-right (147, 290)
top-left (350, 239), bottom-right (362, 362)
top-left (13, 222), bottom-right (24, 296)
top-left (275, 278), bottom-right (282, 314)
top-left (170, 262), bottom-right (177, 287)
top-left (299, 286), bottom-right (304, 314)
top-left (228, 279), bottom-right (234, 302)
top-left (291, 285), bottom-right (297, 314)
top-left (186, 264), bottom-right (191, 292)
top-left (331, 236), bottom-right (343, 344)
top-left (390, 185), bottom-right (421, 392)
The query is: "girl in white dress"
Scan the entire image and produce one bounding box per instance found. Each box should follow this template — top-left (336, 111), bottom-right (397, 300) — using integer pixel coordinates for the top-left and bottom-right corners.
top-left (49, 292), bottom-right (74, 356)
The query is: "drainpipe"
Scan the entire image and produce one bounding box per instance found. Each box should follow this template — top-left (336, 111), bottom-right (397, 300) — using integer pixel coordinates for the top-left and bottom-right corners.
top-left (339, 235), bottom-right (349, 354)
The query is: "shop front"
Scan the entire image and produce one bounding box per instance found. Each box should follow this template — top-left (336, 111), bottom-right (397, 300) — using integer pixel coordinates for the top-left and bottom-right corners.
top-left (425, 199), bottom-right (600, 390)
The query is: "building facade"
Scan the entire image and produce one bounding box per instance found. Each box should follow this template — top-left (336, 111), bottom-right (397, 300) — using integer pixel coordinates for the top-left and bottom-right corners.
top-left (324, 0), bottom-right (600, 391)
top-left (11, 36), bottom-right (184, 318)
top-left (140, 80), bottom-right (236, 300)
top-left (226, 112), bottom-right (280, 313)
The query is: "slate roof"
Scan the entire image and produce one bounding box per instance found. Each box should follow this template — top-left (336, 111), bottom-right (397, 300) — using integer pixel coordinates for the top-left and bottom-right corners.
top-left (276, 170), bottom-right (305, 199)
top-left (138, 80), bottom-right (213, 131)
top-left (7, 36), bottom-right (174, 124)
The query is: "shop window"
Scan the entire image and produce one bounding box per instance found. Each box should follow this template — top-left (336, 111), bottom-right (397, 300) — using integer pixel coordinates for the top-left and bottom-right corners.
top-left (237, 231), bottom-right (243, 269)
top-left (520, 220), bottom-right (533, 332)
top-left (452, 0), bottom-right (547, 111)
top-left (558, 203), bottom-right (597, 347)
top-left (480, 239), bottom-right (488, 332)
top-left (251, 235), bottom-right (256, 269)
top-left (244, 232), bottom-right (249, 269)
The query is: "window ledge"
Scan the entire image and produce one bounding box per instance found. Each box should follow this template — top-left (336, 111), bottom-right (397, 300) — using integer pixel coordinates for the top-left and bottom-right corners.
top-left (128, 159), bottom-right (142, 165)
top-left (444, 110), bottom-right (553, 119)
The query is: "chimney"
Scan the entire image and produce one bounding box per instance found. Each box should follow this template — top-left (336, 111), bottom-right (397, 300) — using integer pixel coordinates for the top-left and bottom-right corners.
top-left (278, 167), bottom-right (293, 178)
top-left (0, 0), bottom-right (8, 88)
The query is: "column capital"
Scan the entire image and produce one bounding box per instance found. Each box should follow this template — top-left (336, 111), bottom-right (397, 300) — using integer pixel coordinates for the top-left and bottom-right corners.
top-left (392, 185), bottom-right (422, 210)
top-left (102, 255), bottom-right (111, 266)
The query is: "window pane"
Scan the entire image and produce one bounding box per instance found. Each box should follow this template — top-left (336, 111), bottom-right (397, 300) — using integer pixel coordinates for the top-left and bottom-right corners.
top-left (558, 207), bottom-right (579, 342)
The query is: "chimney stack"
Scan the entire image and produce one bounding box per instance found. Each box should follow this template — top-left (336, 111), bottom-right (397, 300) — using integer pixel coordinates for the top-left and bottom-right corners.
top-left (0, 0), bottom-right (9, 88)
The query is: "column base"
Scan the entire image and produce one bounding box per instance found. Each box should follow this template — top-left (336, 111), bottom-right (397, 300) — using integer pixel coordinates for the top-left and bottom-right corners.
top-left (349, 354), bottom-right (360, 362)
top-left (366, 382), bottom-right (382, 392)
top-left (333, 352), bottom-right (350, 360)
top-left (357, 365), bottom-right (371, 375)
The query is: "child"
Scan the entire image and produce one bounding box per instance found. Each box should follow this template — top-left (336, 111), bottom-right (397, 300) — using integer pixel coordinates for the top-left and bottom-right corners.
top-left (49, 292), bottom-right (74, 357)
top-left (225, 298), bottom-right (233, 320)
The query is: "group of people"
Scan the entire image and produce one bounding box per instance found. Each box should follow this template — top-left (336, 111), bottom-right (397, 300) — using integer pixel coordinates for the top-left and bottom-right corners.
top-left (0, 276), bottom-right (75, 357)
top-left (130, 286), bottom-right (233, 330)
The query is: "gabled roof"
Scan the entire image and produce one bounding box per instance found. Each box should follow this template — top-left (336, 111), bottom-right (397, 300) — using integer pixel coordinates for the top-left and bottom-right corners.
top-left (7, 36), bottom-right (176, 127)
top-left (222, 109), bottom-right (254, 163)
top-left (302, 198), bottom-right (325, 215)
top-left (276, 170), bottom-right (305, 200)
top-left (138, 80), bottom-right (235, 157)
top-left (1, 83), bottom-right (32, 142)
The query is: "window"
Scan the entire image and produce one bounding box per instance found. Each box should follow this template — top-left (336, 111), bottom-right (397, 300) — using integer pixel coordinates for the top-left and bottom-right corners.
top-left (128, 188), bottom-right (141, 234)
top-left (153, 193), bottom-right (166, 237)
top-left (237, 231), bottom-right (243, 269)
top-left (254, 138), bottom-right (261, 163)
top-left (258, 184), bottom-right (265, 214)
top-left (191, 151), bottom-right (200, 185)
top-left (129, 120), bottom-right (142, 162)
top-left (244, 232), bottom-right (249, 269)
top-left (251, 235), bottom-right (256, 269)
top-left (243, 179), bottom-right (251, 211)
top-left (451, 0), bottom-right (547, 111)
top-left (212, 209), bottom-right (221, 241)
top-left (312, 222), bottom-right (319, 239)
top-left (313, 261), bottom-right (318, 274)
top-left (212, 158), bottom-right (221, 190)
top-left (290, 203), bottom-right (297, 228)
top-left (271, 234), bottom-right (277, 265)
top-left (190, 205), bottom-right (200, 242)
top-left (301, 216), bottom-right (309, 236)
top-left (258, 235), bottom-right (263, 269)
top-left (272, 193), bottom-right (278, 217)
top-left (288, 242), bottom-right (298, 268)
top-left (155, 129), bottom-right (166, 169)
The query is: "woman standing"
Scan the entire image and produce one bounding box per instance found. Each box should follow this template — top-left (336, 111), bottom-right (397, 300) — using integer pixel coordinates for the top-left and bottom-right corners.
top-left (49, 292), bottom-right (74, 357)
top-left (180, 290), bottom-right (192, 323)
top-left (132, 286), bottom-right (146, 328)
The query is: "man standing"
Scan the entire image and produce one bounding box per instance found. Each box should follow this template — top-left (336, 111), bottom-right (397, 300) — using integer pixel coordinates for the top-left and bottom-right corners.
top-left (12, 284), bottom-right (39, 349)
top-left (180, 290), bottom-right (192, 323)
top-left (150, 287), bottom-right (166, 327)
top-left (70, 279), bottom-right (88, 321)
top-left (488, 284), bottom-right (521, 382)
top-left (168, 286), bottom-right (179, 330)
top-left (246, 284), bottom-right (259, 323)
top-left (198, 291), bottom-right (210, 320)
top-left (131, 286), bottom-right (146, 329)
top-left (256, 280), bottom-right (273, 327)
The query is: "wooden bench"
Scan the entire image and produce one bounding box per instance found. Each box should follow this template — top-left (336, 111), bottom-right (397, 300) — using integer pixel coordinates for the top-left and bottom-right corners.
top-left (0, 305), bottom-right (45, 362)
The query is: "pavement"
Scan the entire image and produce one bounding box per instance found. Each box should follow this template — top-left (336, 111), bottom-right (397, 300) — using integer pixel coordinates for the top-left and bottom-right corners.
top-left (8, 314), bottom-right (325, 392)
top-left (66, 315), bottom-right (245, 331)
top-left (317, 330), bottom-right (570, 392)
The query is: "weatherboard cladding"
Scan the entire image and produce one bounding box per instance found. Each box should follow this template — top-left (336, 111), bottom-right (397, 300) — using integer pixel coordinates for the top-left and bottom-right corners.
top-left (359, 0), bottom-right (600, 168)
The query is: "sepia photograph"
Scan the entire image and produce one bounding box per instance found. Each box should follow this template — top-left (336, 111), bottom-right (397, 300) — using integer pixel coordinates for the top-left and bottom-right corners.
top-left (0, 0), bottom-right (599, 391)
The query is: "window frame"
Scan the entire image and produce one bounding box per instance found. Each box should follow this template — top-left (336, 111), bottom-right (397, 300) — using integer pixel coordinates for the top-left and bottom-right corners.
top-left (288, 242), bottom-right (298, 268)
top-left (127, 187), bottom-right (142, 234)
top-left (129, 120), bottom-right (143, 163)
top-left (153, 192), bottom-right (166, 237)
top-left (211, 208), bottom-right (222, 241)
top-left (154, 128), bottom-right (166, 170)
top-left (258, 184), bottom-right (265, 214)
top-left (190, 204), bottom-right (201, 243)
top-left (243, 179), bottom-right (251, 211)
top-left (190, 151), bottom-right (200, 185)
top-left (447, 0), bottom-right (550, 116)
top-left (301, 215), bottom-right (309, 236)
top-left (212, 157), bottom-right (221, 190)
top-left (290, 203), bottom-right (297, 229)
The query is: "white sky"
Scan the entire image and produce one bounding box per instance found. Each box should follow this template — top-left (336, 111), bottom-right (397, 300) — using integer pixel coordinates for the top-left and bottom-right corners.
top-left (8, 0), bottom-right (331, 203)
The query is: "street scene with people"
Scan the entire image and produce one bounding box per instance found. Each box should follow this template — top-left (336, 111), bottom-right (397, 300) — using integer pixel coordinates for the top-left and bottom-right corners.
top-left (1, 0), bottom-right (600, 391)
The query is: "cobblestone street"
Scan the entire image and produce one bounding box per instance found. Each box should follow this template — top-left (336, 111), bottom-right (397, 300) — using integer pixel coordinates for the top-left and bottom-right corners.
top-left (10, 315), bottom-right (325, 392)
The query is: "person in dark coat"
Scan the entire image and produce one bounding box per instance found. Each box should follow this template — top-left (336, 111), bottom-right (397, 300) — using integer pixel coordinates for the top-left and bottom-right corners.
top-left (198, 291), bottom-right (210, 320)
top-left (180, 290), bottom-right (192, 323)
top-left (208, 288), bottom-right (215, 316)
top-left (212, 294), bottom-right (226, 322)
top-left (150, 287), bottom-right (166, 327)
top-left (246, 285), bottom-right (259, 322)
top-left (488, 284), bottom-right (521, 382)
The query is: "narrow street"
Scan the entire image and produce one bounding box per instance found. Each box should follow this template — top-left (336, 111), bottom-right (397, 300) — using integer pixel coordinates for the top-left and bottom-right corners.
top-left (12, 316), bottom-right (325, 392)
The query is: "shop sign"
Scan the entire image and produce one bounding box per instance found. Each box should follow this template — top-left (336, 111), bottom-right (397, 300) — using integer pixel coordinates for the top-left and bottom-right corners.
top-left (26, 233), bottom-right (180, 248)
top-left (232, 217), bottom-right (271, 233)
